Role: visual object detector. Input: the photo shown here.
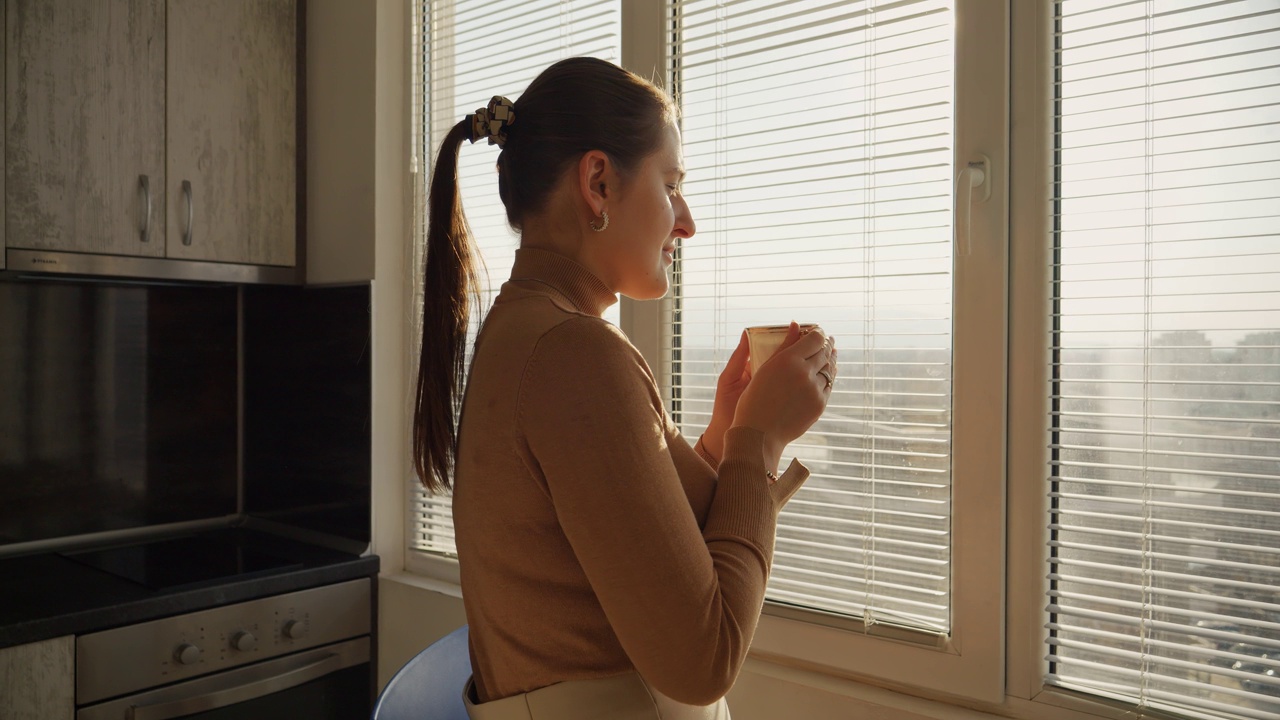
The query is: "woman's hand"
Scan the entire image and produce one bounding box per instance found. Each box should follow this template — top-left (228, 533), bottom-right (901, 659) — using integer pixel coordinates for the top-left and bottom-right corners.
top-left (732, 321), bottom-right (836, 472)
top-left (702, 330), bottom-right (753, 464)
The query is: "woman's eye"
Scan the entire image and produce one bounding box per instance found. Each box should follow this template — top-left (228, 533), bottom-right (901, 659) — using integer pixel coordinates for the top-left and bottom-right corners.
top-left (667, 184), bottom-right (679, 195)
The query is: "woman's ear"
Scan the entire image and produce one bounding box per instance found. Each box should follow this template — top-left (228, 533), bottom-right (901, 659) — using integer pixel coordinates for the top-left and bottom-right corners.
top-left (577, 150), bottom-right (611, 216)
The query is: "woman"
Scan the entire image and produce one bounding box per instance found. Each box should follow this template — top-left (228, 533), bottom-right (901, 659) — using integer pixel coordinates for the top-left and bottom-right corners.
top-left (413, 57), bottom-right (837, 719)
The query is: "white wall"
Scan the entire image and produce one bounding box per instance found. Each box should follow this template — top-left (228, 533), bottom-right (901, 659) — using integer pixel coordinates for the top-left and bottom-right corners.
top-left (377, 577), bottom-right (467, 689)
top-left (307, 0), bottom-right (417, 685)
top-left (306, 0), bottom-right (411, 567)
top-left (305, 0), bottom-right (377, 285)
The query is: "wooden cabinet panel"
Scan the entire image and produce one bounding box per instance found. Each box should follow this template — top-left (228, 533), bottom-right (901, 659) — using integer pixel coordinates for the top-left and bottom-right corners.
top-left (5, 0), bottom-right (166, 257)
top-left (166, 0), bottom-right (296, 267)
top-left (0, 636), bottom-right (74, 720)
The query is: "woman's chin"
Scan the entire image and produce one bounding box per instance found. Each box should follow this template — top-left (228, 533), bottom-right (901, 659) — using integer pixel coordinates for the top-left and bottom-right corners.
top-left (620, 275), bottom-right (671, 302)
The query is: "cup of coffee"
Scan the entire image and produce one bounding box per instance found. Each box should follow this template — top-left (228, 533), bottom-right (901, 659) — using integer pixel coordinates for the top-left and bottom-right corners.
top-left (747, 324), bottom-right (820, 376)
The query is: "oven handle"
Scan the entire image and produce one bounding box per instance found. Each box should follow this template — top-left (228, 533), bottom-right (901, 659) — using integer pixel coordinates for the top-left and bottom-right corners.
top-left (126, 653), bottom-right (343, 720)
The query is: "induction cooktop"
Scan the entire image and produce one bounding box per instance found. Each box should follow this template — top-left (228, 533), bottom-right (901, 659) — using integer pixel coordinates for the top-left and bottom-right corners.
top-left (61, 533), bottom-right (303, 592)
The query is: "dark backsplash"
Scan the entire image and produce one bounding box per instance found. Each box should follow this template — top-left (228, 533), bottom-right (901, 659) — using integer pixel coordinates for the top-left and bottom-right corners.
top-left (243, 284), bottom-right (371, 547)
top-left (0, 281), bottom-right (238, 544)
top-left (0, 279), bottom-right (370, 550)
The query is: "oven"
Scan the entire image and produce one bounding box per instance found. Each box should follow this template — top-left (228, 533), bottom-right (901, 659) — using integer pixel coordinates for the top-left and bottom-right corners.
top-left (75, 578), bottom-right (372, 720)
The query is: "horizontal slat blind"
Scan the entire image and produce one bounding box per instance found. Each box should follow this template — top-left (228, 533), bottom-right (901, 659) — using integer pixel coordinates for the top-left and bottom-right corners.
top-left (668, 0), bottom-right (954, 632)
top-left (411, 0), bottom-right (621, 556)
top-left (1050, 1), bottom-right (1280, 718)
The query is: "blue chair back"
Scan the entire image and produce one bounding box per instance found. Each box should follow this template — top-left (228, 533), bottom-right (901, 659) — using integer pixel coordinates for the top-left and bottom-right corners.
top-left (372, 625), bottom-right (471, 720)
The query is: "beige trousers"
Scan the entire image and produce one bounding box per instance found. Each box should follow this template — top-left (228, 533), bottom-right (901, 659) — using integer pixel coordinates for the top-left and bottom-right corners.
top-left (463, 673), bottom-right (731, 720)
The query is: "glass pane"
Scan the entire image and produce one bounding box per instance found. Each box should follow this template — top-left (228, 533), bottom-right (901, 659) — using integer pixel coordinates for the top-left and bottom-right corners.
top-left (670, 0), bottom-right (954, 631)
top-left (1052, 1), bottom-right (1280, 717)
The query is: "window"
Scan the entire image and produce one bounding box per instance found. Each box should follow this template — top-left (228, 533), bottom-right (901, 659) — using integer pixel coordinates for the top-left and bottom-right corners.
top-left (403, 0), bottom-right (1280, 715)
top-left (669, 0), bottom-right (957, 631)
top-left (661, 0), bottom-right (1005, 701)
top-left (409, 0), bottom-right (622, 559)
top-left (1049, 1), bottom-right (1280, 718)
top-left (408, 0), bottom-right (1007, 704)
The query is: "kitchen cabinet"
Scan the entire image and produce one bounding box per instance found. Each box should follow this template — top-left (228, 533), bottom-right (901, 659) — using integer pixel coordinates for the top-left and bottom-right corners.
top-left (4, 0), bottom-right (297, 268)
top-left (166, 0), bottom-right (296, 266)
top-left (5, 0), bottom-right (167, 258)
top-left (0, 635), bottom-right (74, 720)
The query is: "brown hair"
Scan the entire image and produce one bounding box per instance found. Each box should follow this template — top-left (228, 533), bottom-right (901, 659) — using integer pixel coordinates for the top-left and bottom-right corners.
top-left (413, 57), bottom-right (676, 493)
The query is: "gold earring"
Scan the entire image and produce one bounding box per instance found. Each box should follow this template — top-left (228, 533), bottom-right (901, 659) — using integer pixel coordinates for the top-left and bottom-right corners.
top-left (589, 210), bottom-right (610, 233)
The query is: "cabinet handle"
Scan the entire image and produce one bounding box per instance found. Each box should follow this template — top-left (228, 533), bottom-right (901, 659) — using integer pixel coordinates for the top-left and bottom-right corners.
top-left (181, 180), bottom-right (194, 246)
top-left (138, 175), bottom-right (152, 242)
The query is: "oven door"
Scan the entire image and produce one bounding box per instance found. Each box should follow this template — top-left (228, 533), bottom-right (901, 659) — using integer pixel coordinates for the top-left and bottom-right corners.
top-left (77, 638), bottom-right (370, 720)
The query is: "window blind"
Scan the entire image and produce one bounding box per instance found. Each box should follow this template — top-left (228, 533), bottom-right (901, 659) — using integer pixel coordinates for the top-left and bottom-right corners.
top-left (410, 0), bottom-right (621, 556)
top-left (668, 0), bottom-right (955, 633)
top-left (1050, 1), bottom-right (1280, 718)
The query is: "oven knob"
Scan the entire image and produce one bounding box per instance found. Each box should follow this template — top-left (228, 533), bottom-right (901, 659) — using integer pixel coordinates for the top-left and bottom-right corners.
top-left (174, 643), bottom-right (202, 665)
top-left (282, 619), bottom-right (308, 639)
top-left (231, 631), bottom-right (257, 652)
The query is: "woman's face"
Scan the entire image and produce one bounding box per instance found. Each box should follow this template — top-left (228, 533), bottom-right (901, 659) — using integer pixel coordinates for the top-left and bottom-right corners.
top-left (597, 122), bottom-right (695, 301)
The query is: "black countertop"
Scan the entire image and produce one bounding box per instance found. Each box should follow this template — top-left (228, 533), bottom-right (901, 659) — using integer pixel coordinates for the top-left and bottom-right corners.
top-left (0, 528), bottom-right (379, 649)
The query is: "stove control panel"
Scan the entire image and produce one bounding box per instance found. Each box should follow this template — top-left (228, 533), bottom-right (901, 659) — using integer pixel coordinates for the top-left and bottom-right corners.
top-left (76, 578), bottom-right (371, 706)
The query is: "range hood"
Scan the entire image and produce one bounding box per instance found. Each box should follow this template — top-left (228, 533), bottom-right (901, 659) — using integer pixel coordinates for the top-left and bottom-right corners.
top-left (3, 249), bottom-right (302, 285)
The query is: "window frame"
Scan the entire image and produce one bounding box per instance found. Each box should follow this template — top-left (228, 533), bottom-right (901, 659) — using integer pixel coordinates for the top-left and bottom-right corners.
top-left (1002, 6), bottom-right (1146, 718)
top-left (1006, 0), bottom-right (1055, 707)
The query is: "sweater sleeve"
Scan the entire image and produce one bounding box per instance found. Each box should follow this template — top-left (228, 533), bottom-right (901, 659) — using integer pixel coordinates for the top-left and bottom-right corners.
top-left (517, 318), bottom-right (807, 706)
top-left (693, 434), bottom-right (720, 469)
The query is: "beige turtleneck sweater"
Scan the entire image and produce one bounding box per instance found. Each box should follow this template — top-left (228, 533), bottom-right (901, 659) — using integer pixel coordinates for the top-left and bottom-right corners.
top-left (451, 248), bottom-right (807, 707)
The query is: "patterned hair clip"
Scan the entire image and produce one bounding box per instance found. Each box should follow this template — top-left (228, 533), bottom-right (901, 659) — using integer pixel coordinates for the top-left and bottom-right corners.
top-left (469, 96), bottom-right (516, 147)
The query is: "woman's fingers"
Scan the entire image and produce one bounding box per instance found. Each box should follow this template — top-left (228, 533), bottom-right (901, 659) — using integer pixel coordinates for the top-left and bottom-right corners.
top-left (722, 330), bottom-right (751, 384)
top-left (816, 369), bottom-right (832, 389)
top-left (785, 326), bottom-right (826, 361)
top-left (804, 333), bottom-right (835, 368)
top-left (775, 321), bottom-right (804, 354)
top-left (814, 342), bottom-right (838, 395)
top-left (734, 325), bottom-right (836, 459)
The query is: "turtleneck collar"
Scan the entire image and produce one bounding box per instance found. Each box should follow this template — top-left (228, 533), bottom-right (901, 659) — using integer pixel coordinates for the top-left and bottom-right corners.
top-left (507, 247), bottom-right (618, 317)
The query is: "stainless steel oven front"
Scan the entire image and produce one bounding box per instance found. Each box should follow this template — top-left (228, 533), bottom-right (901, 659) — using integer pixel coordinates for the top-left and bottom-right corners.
top-left (76, 579), bottom-right (372, 720)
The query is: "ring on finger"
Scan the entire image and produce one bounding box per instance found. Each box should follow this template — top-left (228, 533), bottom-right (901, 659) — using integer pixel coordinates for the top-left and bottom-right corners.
top-left (817, 368), bottom-right (834, 390)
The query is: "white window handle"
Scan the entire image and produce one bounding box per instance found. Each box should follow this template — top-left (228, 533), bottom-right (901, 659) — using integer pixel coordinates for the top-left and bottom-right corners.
top-left (955, 154), bottom-right (990, 257)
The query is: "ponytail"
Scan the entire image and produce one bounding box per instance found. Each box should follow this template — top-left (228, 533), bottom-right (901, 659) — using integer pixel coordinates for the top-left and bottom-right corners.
top-left (413, 59), bottom-right (675, 493)
top-left (413, 119), bottom-right (479, 493)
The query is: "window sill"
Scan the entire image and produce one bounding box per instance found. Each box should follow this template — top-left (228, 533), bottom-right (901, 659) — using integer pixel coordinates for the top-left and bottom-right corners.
top-left (380, 567), bottom-right (463, 600)
top-left (401, 549), bottom-right (461, 587)
top-left (736, 656), bottom-right (1146, 720)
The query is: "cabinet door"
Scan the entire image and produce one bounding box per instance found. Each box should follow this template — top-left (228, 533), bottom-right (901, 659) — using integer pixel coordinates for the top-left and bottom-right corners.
top-left (0, 636), bottom-right (74, 720)
top-left (166, 0), bottom-right (297, 267)
top-left (5, 0), bottom-right (166, 257)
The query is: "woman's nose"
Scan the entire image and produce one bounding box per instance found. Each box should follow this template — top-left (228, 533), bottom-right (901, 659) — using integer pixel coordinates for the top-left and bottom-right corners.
top-left (673, 193), bottom-right (696, 239)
